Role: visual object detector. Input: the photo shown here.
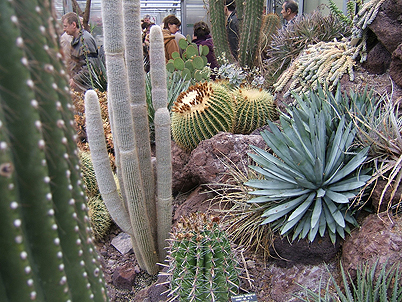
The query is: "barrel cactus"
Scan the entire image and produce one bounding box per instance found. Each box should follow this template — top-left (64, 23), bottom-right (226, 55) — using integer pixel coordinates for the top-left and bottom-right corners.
top-left (162, 213), bottom-right (240, 301)
top-left (232, 87), bottom-right (279, 134)
top-left (171, 82), bottom-right (235, 151)
top-left (0, 0), bottom-right (107, 300)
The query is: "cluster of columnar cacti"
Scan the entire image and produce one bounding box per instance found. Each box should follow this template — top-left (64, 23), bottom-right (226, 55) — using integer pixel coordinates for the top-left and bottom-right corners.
top-left (167, 37), bottom-right (211, 82)
top-left (162, 213), bottom-right (240, 302)
top-left (85, 0), bottom-right (172, 275)
top-left (171, 82), bottom-right (279, 151)
top-left (209, 0), bottom-right (279, 69)
top-left (0, 0), bottom-right (107, 300)
top-left (274, 40), bottom-right (357, 97)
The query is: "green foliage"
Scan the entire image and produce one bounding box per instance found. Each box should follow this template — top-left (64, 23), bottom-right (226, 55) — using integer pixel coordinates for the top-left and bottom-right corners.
top-left (328, 0), bottom-right (354, 27)
top-left (264, 9), bottom-right (351, 86)
top-left (162, 213), bottom-right (240, 301)
top-left (171, 82), bottom-right (235, 151)
top-left (232, 86), bottom-right (279, 134)
top-left (167, 37), bottom-right (211, 83)
top-left (298, 260), bottom-right (402, 301)
top-left (245, 87), bottom-right (371, 244)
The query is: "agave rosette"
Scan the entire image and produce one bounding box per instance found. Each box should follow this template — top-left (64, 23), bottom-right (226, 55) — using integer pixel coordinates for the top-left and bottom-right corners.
top-left (245, 103), bottom-right (370, 243)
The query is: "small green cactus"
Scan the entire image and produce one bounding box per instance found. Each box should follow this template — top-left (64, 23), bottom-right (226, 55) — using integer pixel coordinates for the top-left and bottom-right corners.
top-left (232, 87), bottom-right (279, 134)
top-left (87, 196), bottom-right (113, 241)
top-left (166, 37), bottom-right (210, 82)
top-left (171, 82), bottom-right (235, 151)
top-left (162, 213), bottom-right (240, 302)
top-left (79, 151), bottom-right (100, 198)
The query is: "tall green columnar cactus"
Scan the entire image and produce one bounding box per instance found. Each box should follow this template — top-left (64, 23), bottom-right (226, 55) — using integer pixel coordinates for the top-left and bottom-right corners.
top-left (209, 0), bottom-right (236, 63)
top-left (149, 25), bottom-right (173, 263)
top-left (99, 0), bottom-right (158, 275)
top-left (0, 0), bottom-right (107, 301)
top-left (238, 0), bottom-right (265, 68)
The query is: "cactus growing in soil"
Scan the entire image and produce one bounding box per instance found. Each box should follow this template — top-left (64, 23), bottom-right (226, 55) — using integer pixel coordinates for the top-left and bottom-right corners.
top-left (86, 0), bottom-right (173, 275)
top-left (161, 213), bottom-right (240, 302)
top-left (0, 0), bottom-right (107, 301)
top-left (171, 82), bottom-right (235, 151)
top-left (232, 87), bottom-right (279, 134)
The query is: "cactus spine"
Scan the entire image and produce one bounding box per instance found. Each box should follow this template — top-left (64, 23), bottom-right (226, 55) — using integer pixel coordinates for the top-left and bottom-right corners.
top-left (238, 0), bottom-right (265, 68)
top-left (86, 0), bottom-right (173, 275)
top-left (163, 214), bottom-right (240, 302)
top-left (149, 25), bottom-right (173, 262)
top-left (0, 0), bottom-right (107, 300)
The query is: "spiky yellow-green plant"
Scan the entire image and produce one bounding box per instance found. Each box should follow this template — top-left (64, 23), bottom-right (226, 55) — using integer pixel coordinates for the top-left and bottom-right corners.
top-left (171, 82), bottom-right (234, 151)
top-left (232, 87), bottom-right (279, 134)
top-left (87, 197), bottom-right (112, 240)
top-left (274, 40), bottom-right (356, 97)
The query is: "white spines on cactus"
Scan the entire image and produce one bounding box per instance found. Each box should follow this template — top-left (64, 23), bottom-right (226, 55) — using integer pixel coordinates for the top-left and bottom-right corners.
top-left (150, 25), bottom-right (173, 262)
top-left (85, 90), bottom-right (133, 235)
top-left (101, 0), bottom-right (158, 275)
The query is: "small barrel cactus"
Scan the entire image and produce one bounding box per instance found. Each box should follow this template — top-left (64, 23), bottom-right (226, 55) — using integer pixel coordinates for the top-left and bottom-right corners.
top-left (171, 82), bottom-right (234, 151)
top-left (232, 87), bottom-right (279, 134)
top-left (162, 213), bottom-right (240, 302)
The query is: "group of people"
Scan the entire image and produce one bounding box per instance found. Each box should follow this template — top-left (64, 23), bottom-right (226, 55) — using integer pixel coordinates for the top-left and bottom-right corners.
top-left (61, 0), bottom-right (299, 92)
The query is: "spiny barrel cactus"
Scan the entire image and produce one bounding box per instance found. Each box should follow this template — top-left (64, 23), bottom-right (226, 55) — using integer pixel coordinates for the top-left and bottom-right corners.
top-left (162, 213), bottom-right (240, 302)
top-left (0, 0), bottom-right (107, 300)
top-left (232, 87), bottom-right (279, 134)
top-left (171, 82), bottom-right (235, 151)
top-left (245, 87), bottom-right (371, 244)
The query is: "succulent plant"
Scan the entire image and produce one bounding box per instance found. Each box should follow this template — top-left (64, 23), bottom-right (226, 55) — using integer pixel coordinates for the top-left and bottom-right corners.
top-left (87, 196), bottom-right (113, 241)
top-left (171, 82), bottom-right (235, 151)
top-left (232, 87), bottom-right (279, 134)
top-left (257, 13), bottom-right (281, 66)
top-left (161, 213), bottom-right (240, 302)
top-left (0, 0), bottom-right (107, 300)
top-left (245, 87), bottom-right (371, 244)
top-left (166, 36), bottom-right (211, 83)
top-left (264, 9), bottom-right (351, 86)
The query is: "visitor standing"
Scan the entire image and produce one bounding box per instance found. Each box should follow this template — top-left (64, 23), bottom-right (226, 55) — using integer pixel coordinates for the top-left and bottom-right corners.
top-left (62, 12), bottom-right (101, 92)
top-left (281, 0), bottom-right (299, 28)
top-left (192, 21), bottom-right (219, 71)
top-left (162, 15), bottom-right (181, 62)
top-left (224, 0), bottom-right (239, 61)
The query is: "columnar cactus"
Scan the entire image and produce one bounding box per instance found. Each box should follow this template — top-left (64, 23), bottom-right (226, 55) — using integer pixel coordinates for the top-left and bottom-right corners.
top-left (86, 0), bottom-right (173, 275)
top-left (163, 213), bottom-right (240, 302)
top-left (209, 0), bottom-right (236, 63)
top-left (0, 0), bottom-right (107, 300)
top-left (238, 0), bottom-right (265, 68)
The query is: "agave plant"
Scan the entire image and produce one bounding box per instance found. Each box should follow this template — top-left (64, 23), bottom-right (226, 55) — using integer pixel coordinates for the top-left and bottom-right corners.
top-left (298, 260), bottom-right (402, 302)
top-left (245, 89), bottom-right (371, 243)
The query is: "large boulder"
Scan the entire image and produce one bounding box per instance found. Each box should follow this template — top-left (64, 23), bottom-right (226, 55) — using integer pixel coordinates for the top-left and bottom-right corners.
top-left (171, 132), bottom-right (267, 193)
top-left (341, 213), bottom-right (402, 280)
top-left (390, 43), bottom-right (402, 87)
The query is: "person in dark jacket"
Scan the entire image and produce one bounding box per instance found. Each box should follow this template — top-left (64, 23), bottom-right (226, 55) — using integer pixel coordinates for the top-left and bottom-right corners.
top-left (192, 21), bottom-right (219, 71)
top-left (62, 12), bottom-right (101, 92)
top-left (224, 0), bottom-right (239, 60)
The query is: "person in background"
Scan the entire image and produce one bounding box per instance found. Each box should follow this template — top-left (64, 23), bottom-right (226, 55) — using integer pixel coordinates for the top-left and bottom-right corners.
top-left (143, 14), bottom-right (151, 24)
top-left (224, 0), bottom-right (239, 61)
top-left (192, 21), bottom-right (219, 71)
top-left (142, 22), bottom-right (155, 72)
top-left (162, 14), bottom-right (181, 62)
top-left (62, 12), bottom-right (101, 92)
top-left (281, 0), bottom-right (299, 28)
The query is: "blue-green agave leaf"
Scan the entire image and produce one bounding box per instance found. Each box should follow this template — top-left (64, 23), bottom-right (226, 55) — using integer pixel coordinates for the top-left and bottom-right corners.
top-left (262, 195), bottom-right (308, 217)
top-left (308, 217), bottom-right (320, 242)
top-left (287, 192), bottom-right (315, 221)
top-left (287, 147), bottom-right (316, 182)
top-left (248, 165), bottom-right (296, 183)
top-left (245, 179), bottom-right (298, 190)
top-left (247, 196), bottom-right (276, 203)
top-left (300, 212), bottom-right (312, 239)
top-left (323, 202), bottom-right (336, 234)
top-left (323, 196), bottom-right (345, 228)
top-left (325, 189), bottom-right (350, 204)
top-left (324, 117), bottom-right (346, 176)
top-left (249, 188), bottom-right (312, 198)
top-left (294, 177), bottom-right (317, 190)
top-left (311, 197), bottom-right (322, 229)
top-left (325, 147), bottom-right (369, 185)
